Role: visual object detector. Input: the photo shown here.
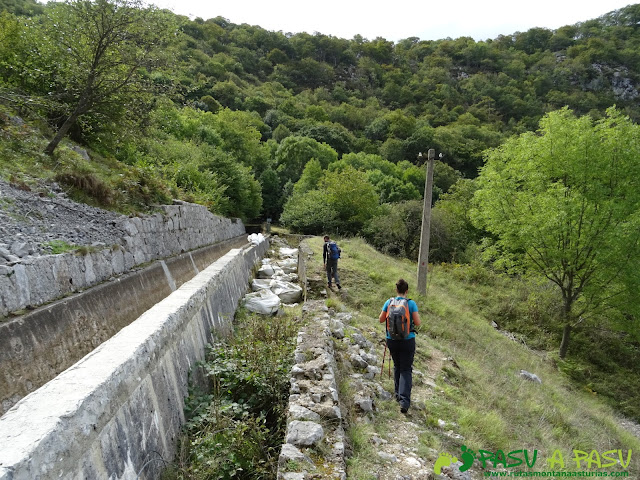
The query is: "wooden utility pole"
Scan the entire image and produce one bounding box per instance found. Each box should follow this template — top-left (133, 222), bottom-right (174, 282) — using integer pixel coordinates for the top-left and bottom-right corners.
top-left (417, 149), bottom-right (435, 296)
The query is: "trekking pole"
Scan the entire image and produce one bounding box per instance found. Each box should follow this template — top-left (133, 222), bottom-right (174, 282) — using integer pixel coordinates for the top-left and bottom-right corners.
top-left (388, 355), bottom-right (391, 378)
top-left (380, 342), bottom-right (387, 376)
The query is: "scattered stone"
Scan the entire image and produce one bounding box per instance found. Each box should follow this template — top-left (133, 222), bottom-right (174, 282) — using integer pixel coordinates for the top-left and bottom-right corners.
top-left (405, 456), bottom-right (422, 468)
top-left (10, 242), bottom-right (31, 258)
top-left (71, 146), bottom-right (90, 160)
top-left (330, 319), bottom-right (345, 339)
top-left (361, 352), bottom-right (377, 365)
top-left (310, 404), bottom-right (341, 419)
top-left (364, 365), bottom-right (379, 380)
top-left (377, 451), bottom-right (398, 463)
top-left (442, 461), bottom-right (472, 480)
top-left (519, 370), bottom-right (542, 384)
top-left (354, 393), bottom-right (374, 412)
top-left (335, 312), bottom-right (352, 322)
top-left (375, 385), bottom-right (393, 400)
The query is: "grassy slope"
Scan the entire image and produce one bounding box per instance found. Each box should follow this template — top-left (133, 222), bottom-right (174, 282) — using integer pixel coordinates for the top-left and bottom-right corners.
top-left (0, 105), bottom-right (173, 214)
top-left (304, 236), bottom-right (639, 476)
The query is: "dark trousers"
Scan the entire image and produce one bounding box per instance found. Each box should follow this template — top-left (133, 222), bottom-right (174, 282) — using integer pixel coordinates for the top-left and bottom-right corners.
top-left (326, 259), bottom-right (340, 285)
top-left (386, 337), bottom-right (416, 410)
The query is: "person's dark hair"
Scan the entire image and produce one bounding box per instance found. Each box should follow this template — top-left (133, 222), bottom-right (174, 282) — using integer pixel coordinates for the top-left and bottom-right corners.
top-left (323, 235), bottom-right (330, 241)
top-left (396, 278), bottom-right (409, 294)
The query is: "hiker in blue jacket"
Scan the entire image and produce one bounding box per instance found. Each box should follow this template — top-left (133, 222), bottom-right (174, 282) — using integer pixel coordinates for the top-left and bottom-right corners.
top-left (322, 235), bottom-right (341, 289)
top-left (379, 278), bottom-right (421, 414)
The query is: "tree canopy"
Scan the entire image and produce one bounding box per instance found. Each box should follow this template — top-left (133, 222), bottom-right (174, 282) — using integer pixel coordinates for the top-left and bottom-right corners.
top-left (472, 107), bottom-right (640, 357)
top-left (36, 0), bottom-right (177, 155)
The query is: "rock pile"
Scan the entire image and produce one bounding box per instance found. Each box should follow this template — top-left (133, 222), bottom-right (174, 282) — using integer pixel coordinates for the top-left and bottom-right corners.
top-left (243, 239), bottom-right (303, 315)
top-left (0, 179), bottom-right (126, 263)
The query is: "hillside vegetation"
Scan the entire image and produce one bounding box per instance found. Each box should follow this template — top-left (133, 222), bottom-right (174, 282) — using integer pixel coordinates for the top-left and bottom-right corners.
top-left (1, 0), bottom-right (639, 432)
top-left (170, 237), bottom-right (640, 479)
top-left (1, 0), bottom-right (639, 222)
top-left (317, 237), bottom-right (640, 478)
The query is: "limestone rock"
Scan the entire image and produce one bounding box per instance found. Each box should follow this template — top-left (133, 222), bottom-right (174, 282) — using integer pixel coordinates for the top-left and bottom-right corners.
top-left (278, 443), bottom-right (312, 465)
top-left (350, 353), bottom-right (368, 369)
top-left (350, 332), bottom-right (369, 348)
top-left (354, 393), bottom-right (373, 412)
top-left (286, 420), bottom-right (324, 446)
top-left (519, 370), bottom-right (542, 384)
top-left (289, 405), bottom-right (321, 422)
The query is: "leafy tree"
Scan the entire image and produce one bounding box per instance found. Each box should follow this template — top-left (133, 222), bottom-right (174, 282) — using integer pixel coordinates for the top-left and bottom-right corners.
top-left (293, 159), bottom-right (323, 195)
top-left (364, 116), bottom-right (390, 141)
top-left (211, 81), bottom-right (245, 110)
top-left (274, 135), bottom-right (338, 185)
top-left (0, 12), bottom-right (23, 85)
top-left (364, 200), bottom-right (423, 260)
top-left (379, 138), bottom-right (406, 163)
top-left (0, 0), bottom-right (43, 16)
top-left (433, 122), bottom-right (503, 177)
top-left (330, 152), bottom-right (397, 176)
top-left (258, 168), bottom-right (281, 220)
top-left (367, 172), bottom-right (420, 203)
top-left (319, 167), bottom-right (379, 234)
top-left (200, 148), bottom-right (263, 221)
top-left (431, 178), bottom-right (482, 262)
top-left (281, 167), bottom-right (378, 235)
top-left (473, 108), bottom-right (640, 358)
top-left (272, 124), bottom-right (291, 143)
top-left (279, 189), bottom-right (335, 234)
top-left (38, 0), bottom-right (176, 155)
top-left (298, 122), bottom-right (354, 156)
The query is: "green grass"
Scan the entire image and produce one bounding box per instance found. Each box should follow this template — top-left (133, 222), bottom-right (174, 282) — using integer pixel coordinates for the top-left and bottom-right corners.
top-left (0, 104), bottom-right (173, 214)
top-left (304, 236), bottom-right (640, 477)
top-left (43, 240), bottom-right (76, 254)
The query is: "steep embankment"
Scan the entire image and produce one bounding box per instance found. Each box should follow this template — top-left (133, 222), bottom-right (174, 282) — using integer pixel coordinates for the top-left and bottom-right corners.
top-left (300, 236), bottom-right (640, 479)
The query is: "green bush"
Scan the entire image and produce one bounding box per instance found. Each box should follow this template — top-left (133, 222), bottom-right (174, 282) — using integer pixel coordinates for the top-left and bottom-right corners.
top-left (171, 309), bottom-right (298, 479)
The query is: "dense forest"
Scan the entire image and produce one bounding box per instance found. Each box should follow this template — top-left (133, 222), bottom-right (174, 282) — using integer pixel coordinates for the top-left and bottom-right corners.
top-left (1, 0), bottom-right (639, 225)
top-left (1, 0), bottom-right (640, 420)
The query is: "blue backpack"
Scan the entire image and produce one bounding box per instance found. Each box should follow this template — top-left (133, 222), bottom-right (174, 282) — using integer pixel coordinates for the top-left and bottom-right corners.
top-left (328, 241), bottom-right (341, 260)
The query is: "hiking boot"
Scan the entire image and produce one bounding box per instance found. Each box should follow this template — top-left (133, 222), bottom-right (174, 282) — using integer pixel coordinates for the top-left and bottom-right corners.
top-left (328, 282), bottom-right (332, 288)
top-left (337, 283), bottom-right (342, 290)
top-left (400, 407), bottom-right (408, 414)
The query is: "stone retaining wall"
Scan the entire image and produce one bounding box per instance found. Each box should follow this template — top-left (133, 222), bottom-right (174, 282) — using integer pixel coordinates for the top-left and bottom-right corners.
top-left (0, 239), bottom-right (269, 480)
top-left (276, 304), bottom-right (347, 479)
top-left (0, 235), bottom-right (248, 416)
top-left (0, 202), bottom-right (245, 318)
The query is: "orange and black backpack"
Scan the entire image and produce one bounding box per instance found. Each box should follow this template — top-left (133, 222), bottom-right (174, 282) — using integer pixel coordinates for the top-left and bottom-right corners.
top-left (385, 297), bottom-right (412, 340)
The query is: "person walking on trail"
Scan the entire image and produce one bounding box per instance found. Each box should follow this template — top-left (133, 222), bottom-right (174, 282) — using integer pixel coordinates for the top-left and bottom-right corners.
top-left (323, 235), bottom-right (341, 289)
top-left (379, 278), bottom-right (421, 414)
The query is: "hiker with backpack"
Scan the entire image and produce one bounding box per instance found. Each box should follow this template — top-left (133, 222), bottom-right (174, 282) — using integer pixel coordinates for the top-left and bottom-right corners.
top-left (379, 278), bottom-right (421, 414)
top-left (322, 235), bottom-right (341, 289)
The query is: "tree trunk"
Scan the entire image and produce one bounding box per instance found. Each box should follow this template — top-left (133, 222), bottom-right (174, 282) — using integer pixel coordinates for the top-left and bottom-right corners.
top-left (44, 109), bottom-right (83, 156)
top-left (44, 90), bottom-right (91, 156)
top-left (559, 323), bottom-right (572, 359)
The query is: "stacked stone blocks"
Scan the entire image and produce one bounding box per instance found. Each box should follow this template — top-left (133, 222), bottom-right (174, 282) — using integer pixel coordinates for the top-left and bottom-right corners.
top-left (0, 202), bottom-right (244, 318)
